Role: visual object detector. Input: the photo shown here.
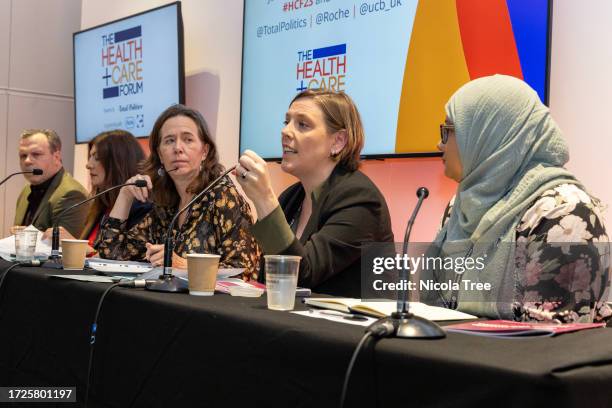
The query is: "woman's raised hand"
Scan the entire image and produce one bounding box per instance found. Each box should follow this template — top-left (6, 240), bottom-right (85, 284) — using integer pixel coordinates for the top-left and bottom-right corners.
top-left (235, 150), bottom-right (279, 220)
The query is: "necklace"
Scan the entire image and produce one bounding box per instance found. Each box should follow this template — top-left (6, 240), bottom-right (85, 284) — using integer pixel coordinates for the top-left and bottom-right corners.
top-left (289, 202), bottom-right (303, 233)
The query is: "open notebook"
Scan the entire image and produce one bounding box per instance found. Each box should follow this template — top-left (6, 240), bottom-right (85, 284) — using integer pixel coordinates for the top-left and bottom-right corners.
top-left (304, 298), bottom-right (476, 321)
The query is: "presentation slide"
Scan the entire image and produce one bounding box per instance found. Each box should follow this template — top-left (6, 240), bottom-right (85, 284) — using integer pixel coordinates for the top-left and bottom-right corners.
top-left (240, 0), bottom-right (549, 158)
top-left (74, 3), bottom-right (183, 143)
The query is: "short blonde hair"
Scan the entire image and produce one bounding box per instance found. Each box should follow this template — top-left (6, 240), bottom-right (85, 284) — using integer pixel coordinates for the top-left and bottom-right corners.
top-left (290, 89), bottom-right (364, 171)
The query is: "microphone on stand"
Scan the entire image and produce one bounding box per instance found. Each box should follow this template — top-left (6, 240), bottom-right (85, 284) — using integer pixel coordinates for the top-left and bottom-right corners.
top-left (397, 187), bottom-right (428, 314)
top-left (145, 166), bottom-right (236, 293)
top-left (44, 179), bottom-right (148, 269)
top-left (0, 168), bottom-right (43, 187)
top-left (367, 186), bottom-right (445, 339)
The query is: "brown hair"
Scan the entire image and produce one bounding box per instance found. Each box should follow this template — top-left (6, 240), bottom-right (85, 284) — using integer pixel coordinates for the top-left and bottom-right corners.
top-left (84, 130), bottom-right (145, 230)
top-left (20, 129), bottom-right (62, 153)
top-left (290, 89), bottom-right (364, 171)
top-left (141, 104), bottom-right (223, 207)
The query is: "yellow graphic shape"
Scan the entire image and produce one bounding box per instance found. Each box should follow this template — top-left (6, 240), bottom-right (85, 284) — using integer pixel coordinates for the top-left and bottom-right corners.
top-left (395, 0), bottom-right (470, 153)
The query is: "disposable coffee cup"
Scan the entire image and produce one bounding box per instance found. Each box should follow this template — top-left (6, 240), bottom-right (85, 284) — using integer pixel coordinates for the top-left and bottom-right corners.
top-left (186, 254), bottom-right (221, 296)
top-left (265, 255), bottom-right (301, 311)
top-left (15, 227), bottom-right (38, 261)
top-left (61, 239), bottom-right (89, 270)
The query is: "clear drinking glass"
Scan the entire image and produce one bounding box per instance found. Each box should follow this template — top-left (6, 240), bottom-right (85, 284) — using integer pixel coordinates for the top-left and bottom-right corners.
top-left (265, 255), bottom-right (301, 311)
top-left (15, 229), bottom-right (37, 261)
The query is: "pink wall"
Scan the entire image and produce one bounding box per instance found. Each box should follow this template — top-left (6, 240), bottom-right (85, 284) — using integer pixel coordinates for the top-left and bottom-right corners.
top-left (268, 158), bottom-right (458, 243)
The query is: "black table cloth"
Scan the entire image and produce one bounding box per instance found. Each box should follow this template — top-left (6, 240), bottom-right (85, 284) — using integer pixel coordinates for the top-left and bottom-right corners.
top-left (0, 260), bottom-right (611, 407)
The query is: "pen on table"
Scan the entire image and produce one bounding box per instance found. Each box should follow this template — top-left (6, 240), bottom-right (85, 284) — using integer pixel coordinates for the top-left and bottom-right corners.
top-left (312, 309), bottom-right (369, 321)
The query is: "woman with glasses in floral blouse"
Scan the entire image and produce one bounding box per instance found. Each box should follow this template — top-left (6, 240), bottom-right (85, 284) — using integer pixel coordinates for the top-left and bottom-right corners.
top-left (428, 74), bottom-right (610, 323)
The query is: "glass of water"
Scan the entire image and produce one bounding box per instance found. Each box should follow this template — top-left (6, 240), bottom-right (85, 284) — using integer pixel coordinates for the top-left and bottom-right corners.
top-left (265, 255), bottom-right (301, 311)
top-left (15, 229), bottom-right (38, 261)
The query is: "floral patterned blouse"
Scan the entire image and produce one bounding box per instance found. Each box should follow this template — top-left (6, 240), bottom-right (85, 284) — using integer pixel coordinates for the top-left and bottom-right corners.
top-left (95, 176), bottom-right (261, 281)
top-left (442, 184), bottom-right (611, 323)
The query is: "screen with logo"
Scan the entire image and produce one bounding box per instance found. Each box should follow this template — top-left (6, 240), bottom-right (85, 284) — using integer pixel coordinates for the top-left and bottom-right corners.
top-left (240, 0), bottom-right (550, 158)
top-left (73, 2), bottom-right (184, 143)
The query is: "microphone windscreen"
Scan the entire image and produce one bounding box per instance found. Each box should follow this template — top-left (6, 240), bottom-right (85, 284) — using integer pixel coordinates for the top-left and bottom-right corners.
top-left (133, 179), bottom-right (148, 187)
top-left (32, 168), bottom-right (43, 175)
top-left (416, 187), bottom-right (429, 199)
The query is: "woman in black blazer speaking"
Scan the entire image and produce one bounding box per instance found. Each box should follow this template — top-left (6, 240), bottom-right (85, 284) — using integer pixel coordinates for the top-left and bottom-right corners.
top-left (236, 89), bottom-right (394, 297)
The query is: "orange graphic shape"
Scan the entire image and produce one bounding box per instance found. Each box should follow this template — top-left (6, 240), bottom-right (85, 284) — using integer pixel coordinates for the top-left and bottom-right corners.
top-left (456, 0), bottom-right (523, 79)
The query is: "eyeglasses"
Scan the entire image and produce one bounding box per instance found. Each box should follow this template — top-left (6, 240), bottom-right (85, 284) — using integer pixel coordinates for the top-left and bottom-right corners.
top-left (439, 124), bottom-right (455, 144)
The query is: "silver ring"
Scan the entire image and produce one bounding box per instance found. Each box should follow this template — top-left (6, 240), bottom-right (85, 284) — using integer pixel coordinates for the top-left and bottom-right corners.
top-left (241, 170), bottom-right (248, 179)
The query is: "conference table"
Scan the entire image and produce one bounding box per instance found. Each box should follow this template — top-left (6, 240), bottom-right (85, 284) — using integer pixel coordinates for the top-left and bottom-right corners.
top-left (0, 260), bottom-right (611, 408)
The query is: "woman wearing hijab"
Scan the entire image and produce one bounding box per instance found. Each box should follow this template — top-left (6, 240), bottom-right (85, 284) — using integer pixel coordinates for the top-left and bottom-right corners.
top-left (429, 74), bottom-right (610, 323)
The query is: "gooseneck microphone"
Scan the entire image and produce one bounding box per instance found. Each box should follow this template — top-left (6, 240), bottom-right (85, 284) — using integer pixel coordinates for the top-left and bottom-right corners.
top-left (44, 179), bottom-right (148, 269)
top-left (145, 165), bottom-right (236, 293)
top-left (340, 188), bottom-right (442, 408)
top-left (366, 186), bottom-right (445, 339)
top-left (398, 186), bottom-right (429, 314)
top-left (0, 168), bottom-right (43, 187)
top-left (340, 189), bottom-right (439, 408)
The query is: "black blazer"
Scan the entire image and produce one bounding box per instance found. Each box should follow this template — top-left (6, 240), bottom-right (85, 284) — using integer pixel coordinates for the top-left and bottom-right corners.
top-left (276, 166), bottom-right (394, 297)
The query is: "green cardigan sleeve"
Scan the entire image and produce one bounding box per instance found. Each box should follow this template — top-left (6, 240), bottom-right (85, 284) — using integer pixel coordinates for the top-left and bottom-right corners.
top-left (250, 205), bottom-right (295, 254)
top-left (251, 181), bottom-right (391, 289)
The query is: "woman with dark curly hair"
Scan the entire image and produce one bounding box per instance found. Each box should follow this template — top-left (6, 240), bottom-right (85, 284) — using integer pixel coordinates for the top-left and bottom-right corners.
top-left (97, 105), bottom-right (260, 280)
